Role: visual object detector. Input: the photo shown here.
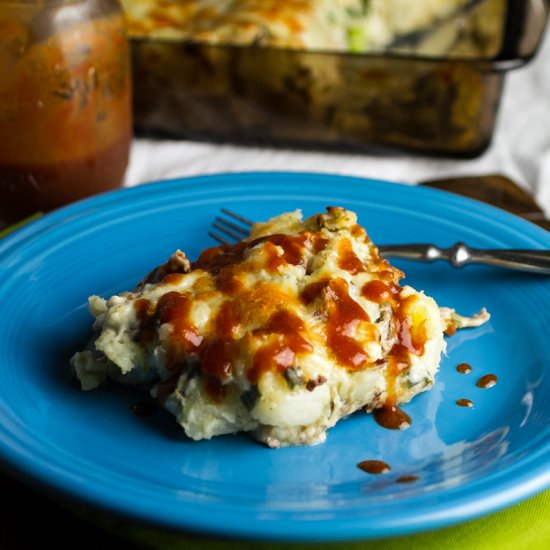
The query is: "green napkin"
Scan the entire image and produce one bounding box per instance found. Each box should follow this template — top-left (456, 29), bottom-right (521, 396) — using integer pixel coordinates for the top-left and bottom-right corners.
top-left (0, 212), bottom-right (43, 239)
top-left (91, 488), bottom-right (550, 550)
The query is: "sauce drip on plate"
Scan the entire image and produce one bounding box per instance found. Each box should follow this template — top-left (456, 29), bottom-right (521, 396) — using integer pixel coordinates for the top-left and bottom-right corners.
top-left (456, 362), bottom-right (472, 374)
top-left (395, 475), bottom-right (419, 484)
top-left (357, 460), bottom-right (391, 474)
top-left (373, 404), bottom-right (412, 430)
top-left (476, 374), bottom-right (498, 389)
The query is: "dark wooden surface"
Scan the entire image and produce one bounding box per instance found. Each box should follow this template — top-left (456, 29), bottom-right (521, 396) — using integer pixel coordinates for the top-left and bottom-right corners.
top-left (0, 472), bottom-right (137, 549)
top-left (420, 173), bottom-right (550, 231)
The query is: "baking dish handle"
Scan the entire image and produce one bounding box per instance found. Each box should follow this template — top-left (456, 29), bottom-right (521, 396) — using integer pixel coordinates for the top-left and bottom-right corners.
top-left (493, 0), bottom-right (550, 69)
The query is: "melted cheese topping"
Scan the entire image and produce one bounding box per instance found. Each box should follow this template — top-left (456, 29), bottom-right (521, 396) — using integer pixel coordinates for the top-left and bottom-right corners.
top-left (72, 207), bottom-right (489, 447)
top-left (121, 0), bottom-right (471, 52)
top-left (132, 208), bottom-right (431, 401)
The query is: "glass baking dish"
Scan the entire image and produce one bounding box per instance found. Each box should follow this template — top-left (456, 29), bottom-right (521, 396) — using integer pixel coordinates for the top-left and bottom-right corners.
top-left (128, 0), bottom-right (549, 157)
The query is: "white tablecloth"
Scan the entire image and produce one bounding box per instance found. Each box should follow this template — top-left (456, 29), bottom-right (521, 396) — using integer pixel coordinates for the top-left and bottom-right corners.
top-left (124, 28), bottom-right (550, 217)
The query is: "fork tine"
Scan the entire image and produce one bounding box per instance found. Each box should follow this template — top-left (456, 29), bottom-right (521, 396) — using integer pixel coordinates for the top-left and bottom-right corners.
top-left (209, 209), bottom-right (255, 244)
top-left (208, 230), bottom-right (232, 245)
top-left (211, 221), bottom-right (247, 242)
top-left (220, 208), bottom-right (254, 227)
top-left (214, 216), bottom-right (250, 237)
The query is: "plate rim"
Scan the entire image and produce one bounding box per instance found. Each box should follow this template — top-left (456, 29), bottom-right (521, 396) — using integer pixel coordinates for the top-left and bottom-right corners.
top-left (2, 171), bottom-right (550, 251)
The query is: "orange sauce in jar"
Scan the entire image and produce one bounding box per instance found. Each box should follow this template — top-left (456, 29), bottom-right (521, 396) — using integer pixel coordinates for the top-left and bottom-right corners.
top-left (0, 0), bottom-right (132, 224)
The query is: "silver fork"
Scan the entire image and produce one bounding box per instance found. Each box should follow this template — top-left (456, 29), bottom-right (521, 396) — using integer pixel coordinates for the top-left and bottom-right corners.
top-left (210, 209), bottom-right (550, 275)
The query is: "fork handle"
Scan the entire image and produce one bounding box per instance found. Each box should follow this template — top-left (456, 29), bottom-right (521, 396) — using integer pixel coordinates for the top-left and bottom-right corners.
top-left (377, 242), bottom-right (550, 274)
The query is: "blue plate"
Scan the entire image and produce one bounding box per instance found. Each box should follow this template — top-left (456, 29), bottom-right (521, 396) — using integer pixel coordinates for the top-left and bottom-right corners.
top-left (1, 172), bottom-right (549, 542)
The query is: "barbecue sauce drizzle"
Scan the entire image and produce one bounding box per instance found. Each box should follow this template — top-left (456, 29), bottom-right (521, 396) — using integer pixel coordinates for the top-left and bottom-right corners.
top-left (360, 278), bottom-right (426, 430)
top-left (134, 230), bottom-right (428, 416)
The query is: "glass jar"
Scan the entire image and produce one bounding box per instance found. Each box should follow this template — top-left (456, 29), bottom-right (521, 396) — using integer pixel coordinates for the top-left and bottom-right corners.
top-left (0, 0), bottom-right (132, 225)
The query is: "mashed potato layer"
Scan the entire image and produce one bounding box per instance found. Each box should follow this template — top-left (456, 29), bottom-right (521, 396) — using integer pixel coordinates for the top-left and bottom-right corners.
top-left (71, 207), bottom-right (488, 447)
